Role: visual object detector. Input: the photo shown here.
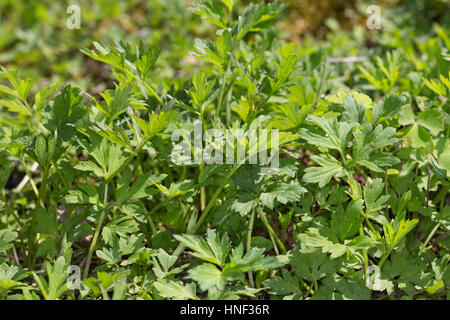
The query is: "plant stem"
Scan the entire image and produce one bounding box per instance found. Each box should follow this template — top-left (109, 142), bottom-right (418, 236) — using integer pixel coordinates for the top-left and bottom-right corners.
top-left (216, 64), bottom-right (230, 122)
top-left (267, 231), bottom-right (279, 255)
top-left (419, 222), bottom-right (440, 255)
top-left (385, 168), bottom-right (390, 219)
top-left (360, 227), bottom-right (369, 281)
top-left (360, 211), bottom-right (377, 234)
top-left (107, 136), bottom-right (149, 183)
top-left (297, 276), bottom-right (314, 296)
top-left (256, 207), bottom-right (286, 253)
top-left (413, 165), bottom-right (431, 248)
top-left (84, 182), bottom-right (109, 279)
top-left (200, 187), bottom-right (206, 212)
top-left (194, 165), bottom-right (240, 231)
top-left (146, 205), bottom-right (160, 235)
top-left (27, 166), bottom-right (48, 269)
top-left (21, 160), bottom-right (39, 197)
top-left (377, 248), bottom-right (391, 269)
top-left (172, 165), bottom-right (241, 257)
top-left (313, 54), bottom-right (327, 108)
top-left (247, 209), bottom-right (256, 287)
top-left (116, 66), bottom-right (163, 104)
top-left (226, 84), bottom-right (233, 124)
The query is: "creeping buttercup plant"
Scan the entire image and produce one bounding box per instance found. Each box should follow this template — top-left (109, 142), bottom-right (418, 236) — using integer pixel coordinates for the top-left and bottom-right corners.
top-left (0, 0), bottom-right (449, 300)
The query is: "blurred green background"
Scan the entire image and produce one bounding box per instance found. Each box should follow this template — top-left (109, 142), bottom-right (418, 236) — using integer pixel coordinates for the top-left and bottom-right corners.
top-left (0, 0), bottom-right (449, 92)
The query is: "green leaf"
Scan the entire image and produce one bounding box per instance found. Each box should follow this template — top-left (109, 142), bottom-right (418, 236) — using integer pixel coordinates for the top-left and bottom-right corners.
top-left (423, 77), bottom-right (446, 96)
top-left (382, 214), bottom-right (418, 253)
top-left (268, 55), bottom-right (299, 92)
top-left (0, 264), bottom-right (28, 297)
top-left (154, 279), bottom-right (197, 300)
top-left (331, 200), bottom-right (364, 242)
top-left (438, 148), bottom-right (450, 177)
top-left (251, 236), bottom-right (273, 251)
top-left (190, 1), bottom-right (228, 28)
top-left (342, 96), bottom-right (365, 124)
top-left (259, 181), bottom-right (306, 210)
top-left (353, 124), bottom-right (398, 158)
top-left (97, 85), bottom-right (132, 123)
top-left (398, 105), bottom-right (416, 126)
top-left (263, 270), bottom-right (300, 296)
top-left (188, 263), bottom-right (224, 291)
top-left (405, 123), bottom-right (431, 149)
top-left (133, 110), bottom-right (177, 140)
top-left (364, 178), bottom-right (390, 216)
top-left (116, 171), bottom-right (167, 204)
top-left (77, 132), bottom-right (129, 180)
top-left (154, 249), bottom-right (177, 274)
top-left (220, 0), bottom-right (233, 12)
top-left (313, 274), bottom-right (371, 300)
top-left (187, 72), bottom-right (218, 113)
top-left (0, 230), bottom-right (17, 253)
top-left (271, 103), bottom-right (308, 130)
top-left (111, 275), bottom-right (128, 300)
top-left (44, 85), bottom-right (84, 138)
top-left (417, 109), bottom-right (443, 136)
top-left (231, 193), bottom-right (258, 216)
top-left (174, 229), bottom-right (230, 267)
top-left (232, 2), bottom-right (287, 40)
top-left (96, 244), bottom-right (121, 264)
top-left (74, 161), bottom-right (104, 177)
top-left (62, 183), bottom-right (99, 205)
top-left (372, 94), bottom-right (405, 125)
top-left (291, 247), bottom-right (339, 282)
top-left (33, 256), bottom-right (70, 300)
top-left (193, 30), bottom-right (232, 72)
top-left (301, 116), bottom-right (357, 152)
top-left (81, 41), bottom-right (162, 101)
top-left (384, 251), bottom-right (431, 295)
top-left (228, 244), bottom-right (285, 271)
top-left (152, 249), bottom-right (187, 279)
top-left (34, 206), bottom-right (58, 235)
top-left (302, 154), bottom-right (344, 188)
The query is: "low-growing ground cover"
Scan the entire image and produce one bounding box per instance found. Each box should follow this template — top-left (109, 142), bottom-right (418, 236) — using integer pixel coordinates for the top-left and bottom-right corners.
top-left (0, 0), bottom-right (449, 300)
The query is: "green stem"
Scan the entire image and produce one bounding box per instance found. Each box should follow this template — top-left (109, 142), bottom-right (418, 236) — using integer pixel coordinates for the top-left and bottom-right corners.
top-left (377, 248), bottom-right (391, 269)
top-left (360, 211), bottom-right (377, 235)
top-left (146, 204), bottom-right (161, 235)
top-left (313, 54), bottom-right (327, 108)
top-left (215, 64), bottom-right (230, 122)
top-left (297, 276), bottom-right (314, 296)
top-left (172, 165), bottom-right (241, 257)
top-left (28, 166), bottom-right (48, 269)
top-left (257, 91), bottom-right (274, 109)
top-left (107, 136), bottom-right (149, 183)
top-left (360, 227), bottom-right (369, 281)
top-left (21, 160), bottom-right (39, 197)
top-left (419, 222), bottom-right (441, 255)
top-left (54, 162), bottom-right (68, 188)
top-left (256, 207), bottom-right (286, 253)
top-left (194, 165), bottom-right (239, 231)
top-left (247, 209), bottom-right (256, 288)
top-left (226, 83), bottom-right (233, 124)
top-left (267, 231), bottom-right (279, 255)
top-left (385, 168), bottom-right (390, 219)
top-left (84, 182), bottom-right (109, 279)
top-left (116, 66), bottom-right (163, 104)
top-left (200, 187), bottom-right (206, 212)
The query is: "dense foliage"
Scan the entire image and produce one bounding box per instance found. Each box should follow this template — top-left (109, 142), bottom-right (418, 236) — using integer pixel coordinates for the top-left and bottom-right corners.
top-left (0, 0), bottom-right (449, 300)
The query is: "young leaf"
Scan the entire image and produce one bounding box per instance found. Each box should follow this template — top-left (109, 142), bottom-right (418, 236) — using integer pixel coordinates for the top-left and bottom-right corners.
top-left (302, 154), bottom-right (344, 188)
